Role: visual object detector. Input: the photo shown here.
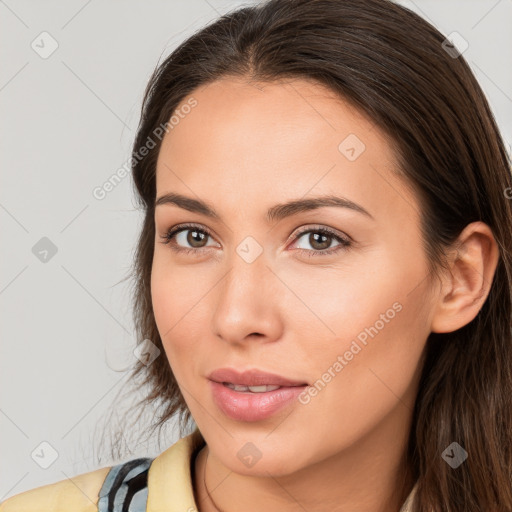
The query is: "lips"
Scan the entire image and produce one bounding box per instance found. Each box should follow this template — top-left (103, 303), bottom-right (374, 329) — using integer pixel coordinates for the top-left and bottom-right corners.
top-left (209, 380), bottom-right (308, 422)
top-left (208, 367), bottom-right (308, 387)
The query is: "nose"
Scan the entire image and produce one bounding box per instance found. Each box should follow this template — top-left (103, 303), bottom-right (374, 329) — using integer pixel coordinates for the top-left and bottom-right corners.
top-left (210, 251), bottom-right (284, 346)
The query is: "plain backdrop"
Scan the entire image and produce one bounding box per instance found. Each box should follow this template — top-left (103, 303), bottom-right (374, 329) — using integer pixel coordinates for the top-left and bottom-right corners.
top-left (1, 0), bottom-right (511, 501)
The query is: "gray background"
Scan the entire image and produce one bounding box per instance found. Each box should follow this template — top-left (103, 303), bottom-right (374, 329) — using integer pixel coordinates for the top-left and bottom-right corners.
top-left (1, 0), bottom-right (511, 501)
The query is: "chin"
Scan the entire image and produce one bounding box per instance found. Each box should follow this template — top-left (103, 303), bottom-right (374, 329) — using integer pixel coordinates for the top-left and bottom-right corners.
top-left (210, 434), bottom-right (307, 477)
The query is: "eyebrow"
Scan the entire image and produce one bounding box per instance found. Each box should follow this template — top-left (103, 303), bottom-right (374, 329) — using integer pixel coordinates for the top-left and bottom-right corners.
top-left (154, 192), bottom-right (374, 222)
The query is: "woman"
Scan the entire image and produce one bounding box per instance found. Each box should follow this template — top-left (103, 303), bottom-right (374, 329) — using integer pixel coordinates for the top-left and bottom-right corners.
top-left (2, 0), bottom-right (511, 510)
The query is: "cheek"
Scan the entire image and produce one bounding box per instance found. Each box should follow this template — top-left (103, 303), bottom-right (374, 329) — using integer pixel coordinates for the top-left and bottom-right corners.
top-left (150, 257), bottom-right (210, 369)
top-left (150, 252), bottom-right (197, 329)
top-left (280, 244), bottom-right (422, 347)
top-left (150, 259), bottom-right (172, 332)
top-left (291, 288), bottom-right (427, 454)
top-left (150, 259), bottom-right (187, 362)
top-left (283, 247), bottom-right (429, 397)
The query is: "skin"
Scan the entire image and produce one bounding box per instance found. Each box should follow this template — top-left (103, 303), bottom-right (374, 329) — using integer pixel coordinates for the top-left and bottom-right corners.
top-left (151, 77), bottom-right (499, 512)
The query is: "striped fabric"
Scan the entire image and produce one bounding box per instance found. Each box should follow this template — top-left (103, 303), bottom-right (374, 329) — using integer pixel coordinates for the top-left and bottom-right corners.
top-left (97, 457), bottom-right (155, 512)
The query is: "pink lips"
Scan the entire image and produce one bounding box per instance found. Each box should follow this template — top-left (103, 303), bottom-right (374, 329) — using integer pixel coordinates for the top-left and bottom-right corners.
top-left (207, 367), bottom-right (308, 422)
top-left (209, 380), bottom-right (307, 422)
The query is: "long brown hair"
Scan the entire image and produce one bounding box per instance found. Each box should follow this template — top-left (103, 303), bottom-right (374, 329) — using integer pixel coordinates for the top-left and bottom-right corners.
top-left (95, 0), bottom-right (512, 509)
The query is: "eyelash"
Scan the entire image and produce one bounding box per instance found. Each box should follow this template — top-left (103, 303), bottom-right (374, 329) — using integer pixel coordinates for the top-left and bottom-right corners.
top-left (159, 222), bottom-right (352, 258)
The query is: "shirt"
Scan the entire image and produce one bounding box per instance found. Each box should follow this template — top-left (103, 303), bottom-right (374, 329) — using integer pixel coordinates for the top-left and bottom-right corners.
top-left (0, 427), bottom-right (418, 511)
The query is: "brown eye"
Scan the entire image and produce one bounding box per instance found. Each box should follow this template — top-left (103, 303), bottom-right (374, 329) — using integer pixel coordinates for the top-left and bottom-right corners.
top-left (184, 228), bottom-right (208, 248)
top-left (159, 223), bottom-right (218, 254)
top-left (293, 227), bottom-right (352, 257)
top-left (307, 232), bottom-right (332, 250)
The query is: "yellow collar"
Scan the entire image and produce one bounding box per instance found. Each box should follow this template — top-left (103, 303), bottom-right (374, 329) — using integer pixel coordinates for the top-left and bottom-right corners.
top-left (146, 427), bottom-right (205, 511)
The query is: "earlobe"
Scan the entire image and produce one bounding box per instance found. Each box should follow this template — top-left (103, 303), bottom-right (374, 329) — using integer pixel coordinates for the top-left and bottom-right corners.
top-left (430, 222), bottom-right (500, 334)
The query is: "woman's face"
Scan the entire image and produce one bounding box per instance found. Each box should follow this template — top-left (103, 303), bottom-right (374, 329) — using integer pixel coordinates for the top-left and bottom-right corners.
top-left (151, 77), bottom-right (436, 476)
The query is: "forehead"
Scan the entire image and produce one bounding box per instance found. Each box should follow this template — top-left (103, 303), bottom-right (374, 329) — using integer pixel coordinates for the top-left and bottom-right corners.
top-left (155, 77), bottom-right (416, 224)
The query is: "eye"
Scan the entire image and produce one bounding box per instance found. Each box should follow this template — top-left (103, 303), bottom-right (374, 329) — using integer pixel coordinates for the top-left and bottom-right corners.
top-left (159, 223), bottom-right (218, 255)
top-left (291, 226), bottom-right (352, 257)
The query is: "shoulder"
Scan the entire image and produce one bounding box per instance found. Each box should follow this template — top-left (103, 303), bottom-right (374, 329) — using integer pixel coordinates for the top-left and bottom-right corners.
top-left (0, 466), bottom-right (111, 511)
top-left (0, 457), bottom-right (154, 512)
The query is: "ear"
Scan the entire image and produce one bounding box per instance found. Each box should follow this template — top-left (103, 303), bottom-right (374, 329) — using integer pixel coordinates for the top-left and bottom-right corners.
top-left (430, 221), bottom-right (500, 334)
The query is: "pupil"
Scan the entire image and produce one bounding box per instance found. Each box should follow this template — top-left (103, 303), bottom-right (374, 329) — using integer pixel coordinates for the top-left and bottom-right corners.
top-left (311, 232), bottom-right (330, 250)
top-left (188, 230), bottom-right (206, 247)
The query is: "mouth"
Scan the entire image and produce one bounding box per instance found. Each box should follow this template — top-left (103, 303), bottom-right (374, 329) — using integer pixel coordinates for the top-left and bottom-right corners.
top-left (209, 380), bottom-right (308, 422)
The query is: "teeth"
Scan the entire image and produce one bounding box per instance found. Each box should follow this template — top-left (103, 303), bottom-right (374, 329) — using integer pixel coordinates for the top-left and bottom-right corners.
top-left (224, 383), bottom-right (281, 393)
top-left (248, 385), bottom-right (281, 392)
